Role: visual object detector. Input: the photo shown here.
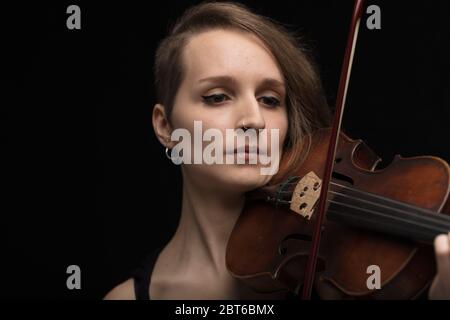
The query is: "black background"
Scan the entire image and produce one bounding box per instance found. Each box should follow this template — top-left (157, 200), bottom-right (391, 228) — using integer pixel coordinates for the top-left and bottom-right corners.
top-left (4, 0), bottom-right (450, 299)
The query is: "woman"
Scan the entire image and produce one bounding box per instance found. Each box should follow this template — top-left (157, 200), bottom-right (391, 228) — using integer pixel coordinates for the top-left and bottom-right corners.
top-left (105, 1), bottom-right (450, 300)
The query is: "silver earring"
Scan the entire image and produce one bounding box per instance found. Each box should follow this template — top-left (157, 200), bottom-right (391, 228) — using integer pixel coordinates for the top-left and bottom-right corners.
top-left (165, 147), bottom-right (172, 160)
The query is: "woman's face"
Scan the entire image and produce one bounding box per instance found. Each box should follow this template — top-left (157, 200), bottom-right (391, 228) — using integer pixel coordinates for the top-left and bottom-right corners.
top-left (169, 29), bottom-right (288, 194)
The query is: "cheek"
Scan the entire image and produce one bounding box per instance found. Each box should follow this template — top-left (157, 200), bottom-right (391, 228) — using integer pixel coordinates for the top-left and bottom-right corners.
top-left (172, 114), bottom-right (230, 141)
top-left (171, 97), bottom-right (231, 132)
top-left (280, 111), bottom-right (289, 144)
top-left (266, 112), bottom-right (289, 145)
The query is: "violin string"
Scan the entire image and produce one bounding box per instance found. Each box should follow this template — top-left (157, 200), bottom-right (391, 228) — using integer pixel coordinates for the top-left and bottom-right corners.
top-left (275, 196), bottom-right (445, 241)
top-left (327, 189), bottom-right (450, 227)
top-left (327, 206), bottom-right (447, 240)
top-left (283, 187), bottom-right (450, 227)
top-left (278, 179), bottom-right (450, 224)
top-left (273, 183), bottom-right (450, 234)
top-left (326, 197), bottom-right (450, 234)
top-left (293, 194), bottom-right (450, 236)
top-left (325, 209), bottom-right (439, 242)
top-left (276, 194), bottom-right (449, 239)
top-left (283, 188), bottom-right (450, 233)
top-left (330, 181), bottom-right (449, 220)
top-left (282, 179), bottom-right (442, 218)
top-left (325, 206), bottom-right (440, 237)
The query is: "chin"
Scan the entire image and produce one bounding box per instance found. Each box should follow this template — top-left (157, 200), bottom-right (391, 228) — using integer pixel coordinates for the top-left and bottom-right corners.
top-left (183, 164), bottom-right (273, 194)
top-left (219, 164), bottom-right (272, 192)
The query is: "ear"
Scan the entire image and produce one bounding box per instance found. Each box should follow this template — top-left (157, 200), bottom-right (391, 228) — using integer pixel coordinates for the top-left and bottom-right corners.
top-left (152, 103), bottom-right (173, 148)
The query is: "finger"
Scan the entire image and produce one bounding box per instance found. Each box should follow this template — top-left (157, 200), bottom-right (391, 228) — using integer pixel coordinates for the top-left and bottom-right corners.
top-left (434, 233), bottom-right (450, 272)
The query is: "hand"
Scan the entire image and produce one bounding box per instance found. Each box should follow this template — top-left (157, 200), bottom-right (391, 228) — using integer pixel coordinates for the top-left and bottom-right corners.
top-left (429, 232), bottom-right (450, 300)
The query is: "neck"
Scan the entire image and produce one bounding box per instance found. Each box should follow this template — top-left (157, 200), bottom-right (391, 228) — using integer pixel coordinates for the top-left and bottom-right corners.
top-left (169, 170), bottom-right (245, 277)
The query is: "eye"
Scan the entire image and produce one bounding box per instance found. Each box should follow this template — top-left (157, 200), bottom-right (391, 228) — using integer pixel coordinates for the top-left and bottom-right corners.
top-left (259, 96), bottom-right (281, 108)
top-left (201, 93), bottom-right (230, 105)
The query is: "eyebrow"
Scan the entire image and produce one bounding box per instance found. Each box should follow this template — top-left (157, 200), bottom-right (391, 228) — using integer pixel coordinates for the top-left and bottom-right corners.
top-left (198, 75), bottom-right (285, 90)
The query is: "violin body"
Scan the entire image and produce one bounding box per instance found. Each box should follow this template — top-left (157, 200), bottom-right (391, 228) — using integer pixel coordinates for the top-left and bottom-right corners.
top-left (226, 128), bottom-right (450, 299)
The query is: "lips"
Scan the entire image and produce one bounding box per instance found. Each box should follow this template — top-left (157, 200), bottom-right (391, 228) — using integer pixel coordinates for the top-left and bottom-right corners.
top-left (224, 144), bottom-right (267, 156)
top-left (234, 145), bottom-right (259, 154)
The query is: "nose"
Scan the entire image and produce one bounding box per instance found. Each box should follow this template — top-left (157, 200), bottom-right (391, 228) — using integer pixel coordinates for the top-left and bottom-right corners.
top-left (238, 94), bottom-right (266, 130)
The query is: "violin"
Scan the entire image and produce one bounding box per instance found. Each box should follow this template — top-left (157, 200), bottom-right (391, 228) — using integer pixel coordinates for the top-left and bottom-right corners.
top-left (225, 0), bottom-right (450, 299)
top-left (226, 128), bottom-right (450, 299)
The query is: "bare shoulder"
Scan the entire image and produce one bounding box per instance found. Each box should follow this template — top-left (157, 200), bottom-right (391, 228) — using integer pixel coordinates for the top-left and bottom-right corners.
top-left (103, 278), bottom-right (136, 300)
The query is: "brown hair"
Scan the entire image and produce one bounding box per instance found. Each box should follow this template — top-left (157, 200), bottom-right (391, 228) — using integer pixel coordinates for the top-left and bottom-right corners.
top-left (154, 1), bottom-right (331, 179)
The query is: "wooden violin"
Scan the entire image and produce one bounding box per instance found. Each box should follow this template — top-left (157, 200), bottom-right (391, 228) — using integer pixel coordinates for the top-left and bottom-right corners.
top-left (226, 128), bottom-right (450, 299)
top-left (226, 0), bottom-right (450, 299)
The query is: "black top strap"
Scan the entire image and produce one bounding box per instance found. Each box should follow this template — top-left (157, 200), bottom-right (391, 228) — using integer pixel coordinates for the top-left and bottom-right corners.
top-left (132, 247), bottom-right (163, 300)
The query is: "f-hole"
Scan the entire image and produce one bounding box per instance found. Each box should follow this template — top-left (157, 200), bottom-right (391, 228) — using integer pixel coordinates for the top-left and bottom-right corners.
top-left (332, 171), bottom-right (354, 185)
top-left (278, 233), bottom-right (312, 255)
